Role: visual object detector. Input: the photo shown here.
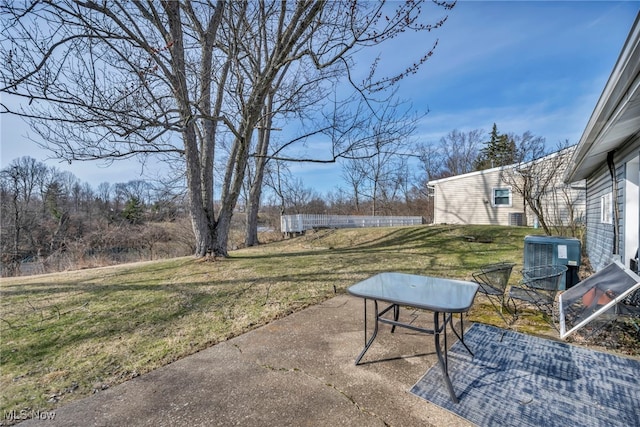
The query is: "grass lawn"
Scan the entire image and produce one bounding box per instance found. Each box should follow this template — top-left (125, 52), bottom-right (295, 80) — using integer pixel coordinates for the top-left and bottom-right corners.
top-left (1, 224), bottom-right (559, 415)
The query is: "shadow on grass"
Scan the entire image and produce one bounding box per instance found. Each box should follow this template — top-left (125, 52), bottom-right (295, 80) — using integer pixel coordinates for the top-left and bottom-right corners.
top-left (0, 224), bottom-right (545, 415)
top-left (237, 225), bottom-right (528, 265)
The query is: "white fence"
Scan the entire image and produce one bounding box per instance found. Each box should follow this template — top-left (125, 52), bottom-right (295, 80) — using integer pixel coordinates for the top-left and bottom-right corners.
top-left (280, 214), bottom-right (424, 233)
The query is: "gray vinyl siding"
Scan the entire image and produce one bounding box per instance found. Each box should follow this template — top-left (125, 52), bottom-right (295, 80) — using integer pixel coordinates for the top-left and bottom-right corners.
top-left (616, 142), bottom-right (640, 262)
top-left (563, 16), bottom-right (640, 273)
top-left (585, 167), bottom-right (616, 271)
top-left (581, 144), bottom-right (640, 271)
top-left (617, 159), bottom-right (626, 264)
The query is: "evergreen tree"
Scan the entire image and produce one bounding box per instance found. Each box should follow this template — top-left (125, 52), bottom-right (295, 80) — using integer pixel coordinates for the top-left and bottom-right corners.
top-left (122, 197), bottom-right (144, 225)
top-left (475, 123), bottom-right (517, 170)
top-left (44, 182), bottom-right (64, 220)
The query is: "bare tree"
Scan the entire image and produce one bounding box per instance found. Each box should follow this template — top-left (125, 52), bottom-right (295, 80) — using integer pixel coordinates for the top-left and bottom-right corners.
top-left (243, 62), bottom-right (325, 246)
top-left (243, 101), bottom-right (275, 247)
top-left (263, 158), bottom-right (290, 217)
top-left (339, 96), bottom-right (420, 215)
top-left (418, 129), bottom-right (484, 180)
top-left (501, 142), bottom-right (577, 235)
top-left (341, 158), bottom-right (368, 213)
top-left (282, 177), bottom-right (315, 215)
top-left (416, 142), bottom-right (445, 184)
top-left (386, 159), bottom-right (414, 213)
top-left (241, 8), bottom-right (355, 246)
top-left (96, 182), bottom-right (112, 206)
top-left (0, 157), bottom-right (47, 274)
top-left (1, 1), bottom-right (454, 257)
top-left (508, 130), bottom-right (547, 164)
top-left (42, 179), bottom-right (70, 254)
top-left (120, 180), bottom-right (153, 206)
top-left (324, 188), bottom-right (355, 215)
top-left (361, 145), bottom-right (409, 216)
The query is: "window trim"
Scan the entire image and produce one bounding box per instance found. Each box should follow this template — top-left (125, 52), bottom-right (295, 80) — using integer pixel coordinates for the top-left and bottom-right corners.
top-left (601, 192), bottom-right (613, 224)
top-left (492, 187), bottom-right (512, 207)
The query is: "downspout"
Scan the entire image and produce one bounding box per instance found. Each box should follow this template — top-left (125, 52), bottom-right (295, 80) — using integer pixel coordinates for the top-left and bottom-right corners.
top-left (607, 151), bottom-right (620, 256)
top-left (427, 185), bottom-right (436, 224)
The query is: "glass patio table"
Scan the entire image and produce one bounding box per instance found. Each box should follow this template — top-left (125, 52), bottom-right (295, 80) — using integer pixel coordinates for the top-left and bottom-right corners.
top-left (348, 272), bottom-right (479, 403)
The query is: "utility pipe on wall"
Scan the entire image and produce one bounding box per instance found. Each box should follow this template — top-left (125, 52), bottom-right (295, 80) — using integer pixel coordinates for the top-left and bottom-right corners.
top-left (607, 151), bottom-right (620, 256)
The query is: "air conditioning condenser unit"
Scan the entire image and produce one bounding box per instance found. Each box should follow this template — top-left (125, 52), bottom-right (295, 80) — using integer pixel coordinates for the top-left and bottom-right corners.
top-left (523, 235), bottom-right (581, 290)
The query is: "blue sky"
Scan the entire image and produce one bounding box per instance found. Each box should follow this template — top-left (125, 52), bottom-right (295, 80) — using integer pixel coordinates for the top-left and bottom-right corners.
top-left (1, 1), bottom-right (639, 195)
top-left (290, 1), bottom-right (640, 193)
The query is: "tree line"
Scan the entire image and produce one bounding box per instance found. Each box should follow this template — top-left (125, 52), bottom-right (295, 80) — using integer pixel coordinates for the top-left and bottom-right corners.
top-left (0, 153), bottom-right (435, 277)
top-left (2, 120), bottom-right (576, 276)
top-left (0, 156), bottom-right (189, 276)
top-left (417, 123), bottom-right (550, 181)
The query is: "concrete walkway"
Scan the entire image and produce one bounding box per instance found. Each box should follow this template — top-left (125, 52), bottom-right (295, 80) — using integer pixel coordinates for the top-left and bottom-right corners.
top-left (20, 295), bottom-right (473, 426)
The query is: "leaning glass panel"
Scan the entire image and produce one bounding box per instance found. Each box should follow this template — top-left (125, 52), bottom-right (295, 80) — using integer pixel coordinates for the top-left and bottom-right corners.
top-left (558, 260), bottom-right (640, 339)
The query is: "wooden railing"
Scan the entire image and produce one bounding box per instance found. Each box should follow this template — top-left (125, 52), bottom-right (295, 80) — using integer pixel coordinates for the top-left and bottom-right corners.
top-left (280, 214), bottom-right (424, 233)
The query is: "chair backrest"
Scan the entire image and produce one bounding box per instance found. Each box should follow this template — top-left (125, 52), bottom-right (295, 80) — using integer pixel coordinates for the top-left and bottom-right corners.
top-left (473, 262), bottom-right (515, 292)
top-left (521, 264), bottom-right (567, 291)
top-left (622, 288), bottom-right (640, 308)
top-left (623, 249), bottom-right (640, 308)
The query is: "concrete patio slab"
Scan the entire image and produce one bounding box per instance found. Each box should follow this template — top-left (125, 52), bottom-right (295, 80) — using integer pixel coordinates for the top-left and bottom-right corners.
top-left (18, 294), bottom-right (473, 426)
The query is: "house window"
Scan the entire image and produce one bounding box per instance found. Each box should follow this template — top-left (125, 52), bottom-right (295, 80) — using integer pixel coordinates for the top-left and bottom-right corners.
top-left (601, 192), bottom-right (612, 224)
top-left (493, 188), bottom-right (512, 207)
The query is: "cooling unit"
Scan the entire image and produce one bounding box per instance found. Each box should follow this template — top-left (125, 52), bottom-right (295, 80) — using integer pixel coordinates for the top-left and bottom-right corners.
top-left (509, 212), bottom-right (524, 226)
top-left (523, 235), bottom-right (581, 290)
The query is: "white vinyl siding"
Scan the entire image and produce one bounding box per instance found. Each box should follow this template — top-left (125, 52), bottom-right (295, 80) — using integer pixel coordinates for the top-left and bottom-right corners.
top-left (431, 148), bottom-right (585, 227)
top-left (432, 168), bottom-right (525, 226)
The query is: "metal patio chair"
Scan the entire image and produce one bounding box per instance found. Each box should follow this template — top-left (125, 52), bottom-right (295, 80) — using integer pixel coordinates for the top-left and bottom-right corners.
top-left (509, 264), bottom-right (568, 329)
top-left (618, 289), bottom-right (640, 336)
top-left (472, 262), bottom-right (516, 327)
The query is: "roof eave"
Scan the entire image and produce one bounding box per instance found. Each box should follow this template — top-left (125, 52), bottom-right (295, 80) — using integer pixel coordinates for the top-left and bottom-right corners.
top-left (565, 12), bottom-right (640, 183)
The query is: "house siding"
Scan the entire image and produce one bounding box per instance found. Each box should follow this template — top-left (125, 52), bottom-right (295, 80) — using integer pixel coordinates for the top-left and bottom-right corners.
top-left (583, 143), bottom-right (640, 271)
top-left (432, 148), bottom-right (585, 227)
top-left (563, 14), bottom-right (640, 273)
top-left (617, 158), bottom-right (626, 265)
top-left (433, 168), bottom-right (526, 226)
top-left (616, 143), bottom-right (640, 267)
top-left (585, 165), bottom-right (617, 271)
top-left (539, 180), bottom-right (586, 227)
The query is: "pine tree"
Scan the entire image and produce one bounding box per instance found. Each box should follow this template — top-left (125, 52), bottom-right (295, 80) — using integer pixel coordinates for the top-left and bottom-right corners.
top-left (123, 197), bottom-right (144, 224)
top-left (475, 123), bottom-right (517, 170)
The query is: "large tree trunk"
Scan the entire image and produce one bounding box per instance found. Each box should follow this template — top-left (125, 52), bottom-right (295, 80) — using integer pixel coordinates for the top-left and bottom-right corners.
top-left (196, 5), bottom-right (225, 256)
top-left (245, 155), bottom-right (268, 247)
top-left (163, 1), bottom-right (213, 257)
top-left (245, 193), bottom-right (261, 247)
top-left (245, 98), bottom-right (273, 247)
top-left (214, 129), bottom-right (254, 256)
top-left (185, 125), bottom-right (214, 257)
